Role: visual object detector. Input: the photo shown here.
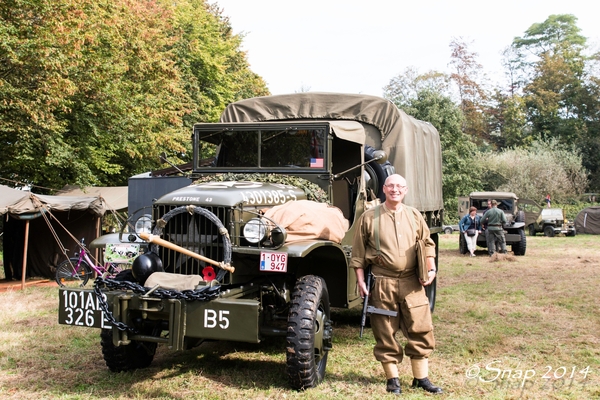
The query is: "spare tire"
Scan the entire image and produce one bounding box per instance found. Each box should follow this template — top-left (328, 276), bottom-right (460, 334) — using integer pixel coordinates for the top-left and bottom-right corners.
top-left (364, 145), bottom-right (395, 202)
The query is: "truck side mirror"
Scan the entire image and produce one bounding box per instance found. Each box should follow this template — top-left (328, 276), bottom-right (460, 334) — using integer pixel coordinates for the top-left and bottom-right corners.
top-left (372, 150), bottom-right (388, 164)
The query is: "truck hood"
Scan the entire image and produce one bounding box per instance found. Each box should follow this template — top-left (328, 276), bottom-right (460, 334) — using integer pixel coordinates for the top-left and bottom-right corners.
top-left (153, 181), bottom-right (307, 208)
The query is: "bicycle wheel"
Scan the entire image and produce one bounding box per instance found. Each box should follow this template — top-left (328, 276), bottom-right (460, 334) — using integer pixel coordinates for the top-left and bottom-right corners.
top-left (55, 258), bottom-right (93, 287)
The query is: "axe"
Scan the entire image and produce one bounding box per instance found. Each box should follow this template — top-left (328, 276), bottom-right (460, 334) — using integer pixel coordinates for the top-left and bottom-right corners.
top-left (139, 232), bottom-right (235, 273)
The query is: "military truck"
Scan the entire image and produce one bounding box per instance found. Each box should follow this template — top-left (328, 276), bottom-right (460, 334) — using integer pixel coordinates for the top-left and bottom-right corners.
top-left (458, 191), bottom-right (526, 255)
top-left (58, 93), bottom-right (444, 390)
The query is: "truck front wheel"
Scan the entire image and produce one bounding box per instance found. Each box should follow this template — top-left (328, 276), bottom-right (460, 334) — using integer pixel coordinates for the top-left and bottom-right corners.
top-left (100, 329), bottom-right (157, 372)
top-left (544, 226), bottom-right (555, 237)
top-left (286, 275), bottom-right (333, 390)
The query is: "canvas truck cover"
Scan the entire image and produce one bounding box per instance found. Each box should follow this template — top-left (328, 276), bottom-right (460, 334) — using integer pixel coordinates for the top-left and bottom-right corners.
top-left (219, 92), bottom-right (443, 212)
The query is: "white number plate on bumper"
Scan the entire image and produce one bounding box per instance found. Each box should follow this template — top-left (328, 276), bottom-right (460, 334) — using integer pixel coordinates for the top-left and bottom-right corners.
top-left (58, 288), bottom-right (111, 329)
top-left (260, 251), bottom-right (288, 272)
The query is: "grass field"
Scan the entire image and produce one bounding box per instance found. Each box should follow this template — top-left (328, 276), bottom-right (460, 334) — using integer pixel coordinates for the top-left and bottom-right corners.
top-left (0, 234), bottom-right (599, 399)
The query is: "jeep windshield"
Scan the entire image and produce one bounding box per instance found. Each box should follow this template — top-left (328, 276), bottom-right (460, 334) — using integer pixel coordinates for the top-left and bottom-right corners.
top-left (472, 198), bottom-right (514, 212)
top-left (193, 123), bottom-right (327, 171)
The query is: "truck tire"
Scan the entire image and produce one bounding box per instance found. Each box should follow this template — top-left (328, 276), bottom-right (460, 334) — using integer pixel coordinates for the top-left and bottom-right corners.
top-left (101, 329), bottom-right (157, 372)
top-left (286, 275), bottom-right (332, 390)
top-left (544, 226), bottom-right (555, 237)
top-left (459, 233), bottom-right (468, 255)
top-left (511, 229), bottom-right (527, 256)
top-left (528, 224), bottom-right (536, 237)
top-left (444, 227), bottom-right (453, 235)
top-left (364, 145), bottom-right (393, 202)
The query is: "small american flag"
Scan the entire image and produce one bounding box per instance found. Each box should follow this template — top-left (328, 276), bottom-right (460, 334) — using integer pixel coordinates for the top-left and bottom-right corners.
top-left (310, 158), bottom-right (324, 168)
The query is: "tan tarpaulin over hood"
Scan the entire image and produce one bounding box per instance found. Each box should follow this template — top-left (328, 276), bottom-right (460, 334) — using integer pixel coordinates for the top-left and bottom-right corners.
top-left (219, 92), bottom-right (443, 212)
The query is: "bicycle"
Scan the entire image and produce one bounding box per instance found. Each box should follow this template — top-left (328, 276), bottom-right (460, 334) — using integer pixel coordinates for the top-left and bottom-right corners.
top-left (55, 238), bottom-right (137, 287)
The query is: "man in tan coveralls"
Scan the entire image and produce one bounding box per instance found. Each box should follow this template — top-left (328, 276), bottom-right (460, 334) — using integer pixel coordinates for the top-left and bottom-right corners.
top-left (351, 174), bottom-right (442, 395)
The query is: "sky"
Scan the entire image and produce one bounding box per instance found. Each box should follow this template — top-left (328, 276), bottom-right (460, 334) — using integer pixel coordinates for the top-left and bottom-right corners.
top-left (213, 0), bottom-right (600, 97)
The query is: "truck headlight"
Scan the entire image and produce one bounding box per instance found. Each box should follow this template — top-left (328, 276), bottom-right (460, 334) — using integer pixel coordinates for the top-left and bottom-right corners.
top-left (135, 214), bottom-right (152, 235)
top-left (243, 218), bottom-right (268, 244)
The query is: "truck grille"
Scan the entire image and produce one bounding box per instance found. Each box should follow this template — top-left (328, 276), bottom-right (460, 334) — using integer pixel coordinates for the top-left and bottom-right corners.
top-left (153, 205), bottom-right (231, 275)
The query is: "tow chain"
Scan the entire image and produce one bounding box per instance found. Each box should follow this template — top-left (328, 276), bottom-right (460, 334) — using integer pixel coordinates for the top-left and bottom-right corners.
top-left (94, 277), bottom-right (221, 332)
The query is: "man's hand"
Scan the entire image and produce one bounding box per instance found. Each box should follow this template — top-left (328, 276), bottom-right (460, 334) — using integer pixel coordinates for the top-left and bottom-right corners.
top-left (420, 256), bottom-right (437, 286)
top-left (420, 270), bottom-right (436, 286)
top-left (355, 267), bottom-right (369, 297)
top-left (357, 279), bottom-right (369, 297)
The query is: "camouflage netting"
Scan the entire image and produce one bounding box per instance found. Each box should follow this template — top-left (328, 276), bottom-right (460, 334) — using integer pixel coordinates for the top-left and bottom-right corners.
top-left (193, 173), bottom-right (330, 204)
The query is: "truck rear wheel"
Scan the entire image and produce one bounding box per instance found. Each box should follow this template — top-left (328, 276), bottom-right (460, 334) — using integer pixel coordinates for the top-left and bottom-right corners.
top-left (286, 275), bottom-right (332, 390)
top-left (100, 329), bottom-right (157, 372)
top-left (528, 224), bottom-right (536, 236)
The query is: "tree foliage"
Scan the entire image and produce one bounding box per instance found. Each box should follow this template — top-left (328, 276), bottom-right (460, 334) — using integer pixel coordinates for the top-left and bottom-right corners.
top-left (0, 0), bottom-right (268, 190)
top-left (448, 38), bottom-right (491, 145)
top-left (476, 139), bottom-right (588, 203)
top-left (507, 14), bottom-right (600, 189)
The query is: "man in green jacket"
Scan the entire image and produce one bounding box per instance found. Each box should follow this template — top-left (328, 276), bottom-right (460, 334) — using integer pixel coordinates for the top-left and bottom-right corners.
top-left (481, 199), bottom-right (507, 256)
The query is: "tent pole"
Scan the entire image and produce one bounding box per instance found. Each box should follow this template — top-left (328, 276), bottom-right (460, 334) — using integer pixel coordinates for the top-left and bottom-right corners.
top-left (21, 220), bottom-right (30, 290)
top-left (95, 216), bottom-right (101, 266)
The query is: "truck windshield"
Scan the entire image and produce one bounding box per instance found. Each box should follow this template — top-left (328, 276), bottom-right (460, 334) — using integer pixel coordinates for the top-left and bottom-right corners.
top-left (197, 128), bottom-right (326, 169)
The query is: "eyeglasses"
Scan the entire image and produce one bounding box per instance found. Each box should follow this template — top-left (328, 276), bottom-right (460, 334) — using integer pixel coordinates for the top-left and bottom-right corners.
top-left (384, 184), bottom-right (406, 190)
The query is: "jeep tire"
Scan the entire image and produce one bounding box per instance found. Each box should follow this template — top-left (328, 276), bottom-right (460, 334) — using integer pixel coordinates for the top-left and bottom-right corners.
top-left (528, 224), bottom-right (536, 237)
top-left (286, 275), bottom-right (332, 390)
top-left (458, 233), bottom-right (469, 255)
top-left (544, 226), bottom-right (555, 237)
top-left (101, 329), bottom-right (157, 372)
top-left (512, 229), bottom-right (527, 256)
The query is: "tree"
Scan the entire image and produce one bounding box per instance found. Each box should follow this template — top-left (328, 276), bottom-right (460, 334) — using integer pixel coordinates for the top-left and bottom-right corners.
top-left (509, 14), bottom-right (600, 190)
top-left (448, 38), bottom-right (491, 145)
top-left (0, 0), bottom-right (269, 190)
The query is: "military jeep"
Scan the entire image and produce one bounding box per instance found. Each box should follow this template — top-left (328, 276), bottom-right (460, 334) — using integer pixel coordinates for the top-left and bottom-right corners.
top-left (58, 93), bottom-right (444, 390)
top-left (528, 208), bottom-right (576, 237)
top-left (458, 191), bottom-right (526, 255)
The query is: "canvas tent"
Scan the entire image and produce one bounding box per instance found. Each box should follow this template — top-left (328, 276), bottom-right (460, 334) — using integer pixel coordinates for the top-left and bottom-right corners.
top-left (574, 206), bottom-right (600, 234)
top-left (0, 185), bottom-right (126, 288)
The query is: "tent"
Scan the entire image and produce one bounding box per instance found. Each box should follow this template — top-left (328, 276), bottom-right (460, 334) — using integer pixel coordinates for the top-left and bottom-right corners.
top-left (1, 185), bottom-right (126, 289)
top-left (574, 206), bottom-right (600, 234)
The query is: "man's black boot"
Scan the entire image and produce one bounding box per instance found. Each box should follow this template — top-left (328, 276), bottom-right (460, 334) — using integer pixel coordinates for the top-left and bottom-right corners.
top-left (386, 377), bottom-right (402, 394)
top-left (412, 377), bottom-right (443, 394)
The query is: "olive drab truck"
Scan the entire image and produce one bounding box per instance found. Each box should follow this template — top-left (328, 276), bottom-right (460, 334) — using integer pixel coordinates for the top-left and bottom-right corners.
top-left (58, 93), bottom-right (444, 390)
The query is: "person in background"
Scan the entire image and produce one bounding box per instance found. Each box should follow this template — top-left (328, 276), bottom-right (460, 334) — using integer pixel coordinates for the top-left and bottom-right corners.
top-left (459, 206), bottom-right (481, 257)
top-left (481, 200), bottom-right (507, 256)
top-left (545, 194), bottom-right (551, 208)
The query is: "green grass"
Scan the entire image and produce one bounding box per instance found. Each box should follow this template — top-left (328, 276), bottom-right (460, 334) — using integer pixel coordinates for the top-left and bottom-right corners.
top-left (0, 234), bottom-right (599, 399)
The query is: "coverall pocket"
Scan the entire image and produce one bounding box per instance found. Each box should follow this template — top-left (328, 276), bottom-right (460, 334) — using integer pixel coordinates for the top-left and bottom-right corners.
top-left (402, 291), bottom-right (432, 333)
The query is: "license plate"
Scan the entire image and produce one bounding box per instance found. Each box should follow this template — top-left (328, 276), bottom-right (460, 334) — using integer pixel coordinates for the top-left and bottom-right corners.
top-left (260, 251), bottom-right (288, 272)
top-left (58, 288), bottom-right (112, 329)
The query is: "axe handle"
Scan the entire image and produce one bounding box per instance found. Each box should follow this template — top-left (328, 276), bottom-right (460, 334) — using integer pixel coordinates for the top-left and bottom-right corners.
top-left (139, 233), bottom-right (235, 273)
